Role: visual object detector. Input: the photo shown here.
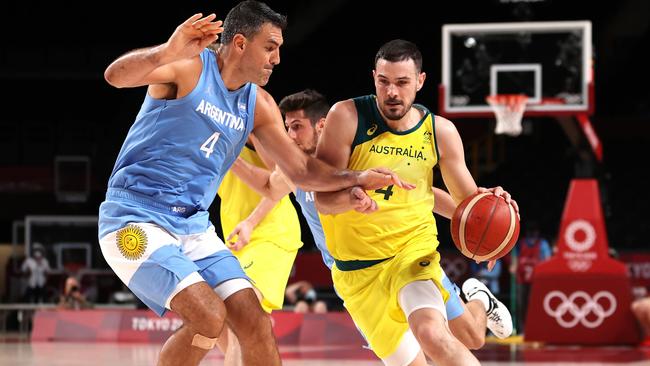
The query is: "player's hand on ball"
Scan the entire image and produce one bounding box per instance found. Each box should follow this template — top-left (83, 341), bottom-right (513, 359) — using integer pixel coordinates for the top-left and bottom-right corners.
top-left (478, 186), bottom-right (519, 218)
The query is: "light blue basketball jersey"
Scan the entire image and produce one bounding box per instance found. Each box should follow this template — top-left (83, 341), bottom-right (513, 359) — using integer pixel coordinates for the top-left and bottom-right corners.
top-left (99, 49), bottom-right (256, 238)
top-left (294, 187), bottom-right (334, 269)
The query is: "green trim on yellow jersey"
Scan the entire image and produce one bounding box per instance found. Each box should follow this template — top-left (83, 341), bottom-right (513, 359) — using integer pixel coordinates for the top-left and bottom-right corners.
top-left (352, 95), bottom-right (432, 148)
top-left (321, 96), bottom-right (441, 262)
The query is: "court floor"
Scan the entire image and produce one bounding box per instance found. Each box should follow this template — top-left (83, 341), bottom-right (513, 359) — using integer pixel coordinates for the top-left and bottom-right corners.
top-left (2, 341), bottom-right (650, 366)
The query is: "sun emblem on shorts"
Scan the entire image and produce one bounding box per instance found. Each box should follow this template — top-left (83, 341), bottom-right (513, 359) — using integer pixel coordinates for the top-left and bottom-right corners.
top-left (116, 225), bottom-right (147, 260)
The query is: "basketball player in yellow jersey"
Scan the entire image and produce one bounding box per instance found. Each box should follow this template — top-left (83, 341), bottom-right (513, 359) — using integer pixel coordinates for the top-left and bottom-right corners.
top-left (315, 39), bottom-right (519, 366)
top-left (217, 142), bottom-right (302, 365)
top-left (219, 144), bottom-right (302, 312)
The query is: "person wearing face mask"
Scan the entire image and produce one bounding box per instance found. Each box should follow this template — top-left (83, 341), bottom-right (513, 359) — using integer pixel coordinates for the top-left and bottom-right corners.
top-left (21, 243), bottom-right (51, 304)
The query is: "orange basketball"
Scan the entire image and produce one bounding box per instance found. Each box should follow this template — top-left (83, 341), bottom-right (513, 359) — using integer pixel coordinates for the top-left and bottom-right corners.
top-left (450, 192), bottom-right (520, 261)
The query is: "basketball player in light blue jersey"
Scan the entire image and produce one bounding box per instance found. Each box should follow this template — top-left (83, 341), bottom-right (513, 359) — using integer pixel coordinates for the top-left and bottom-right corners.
top-left (227, 89), bottom-right (513, 352)
top-left (99, 3), bottom-right (413, 366)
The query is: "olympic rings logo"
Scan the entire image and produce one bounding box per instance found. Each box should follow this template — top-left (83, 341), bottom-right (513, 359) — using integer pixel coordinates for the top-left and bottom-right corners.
top-left (543, 290), bottom-right (616, 328)
top-left (564, 220), bottom-right (596, 252)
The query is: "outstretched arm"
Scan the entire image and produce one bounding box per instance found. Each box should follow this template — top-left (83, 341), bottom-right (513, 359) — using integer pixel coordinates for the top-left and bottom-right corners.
top-left (252, 90), bottom-right (414, 193)
top-left (313, 100), bottom-right (384, 214)
top-left (315, 186), bottom-right (378, 215)
top-left (230, 158), bottom-right (293, 200)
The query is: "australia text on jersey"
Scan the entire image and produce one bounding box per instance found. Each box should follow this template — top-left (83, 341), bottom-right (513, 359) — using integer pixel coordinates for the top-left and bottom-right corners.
top-left (368, 144), bottom-right (426, 161)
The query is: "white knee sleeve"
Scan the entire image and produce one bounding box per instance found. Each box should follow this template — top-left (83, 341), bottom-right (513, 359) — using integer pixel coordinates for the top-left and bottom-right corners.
top-left (398, 280), bottom-right (447, 320)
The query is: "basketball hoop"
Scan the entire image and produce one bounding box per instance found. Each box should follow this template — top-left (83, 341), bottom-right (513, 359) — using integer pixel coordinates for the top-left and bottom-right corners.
top-left (486, 94), bottom-right (528, 136)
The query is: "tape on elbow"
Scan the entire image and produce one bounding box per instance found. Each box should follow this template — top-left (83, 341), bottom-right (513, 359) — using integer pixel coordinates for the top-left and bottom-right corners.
top-left (191, 333), bottom-right (219, 350)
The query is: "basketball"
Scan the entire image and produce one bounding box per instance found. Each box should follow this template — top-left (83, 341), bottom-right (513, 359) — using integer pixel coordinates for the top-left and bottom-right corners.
top-left (451, 192), bottom-right (520, 261)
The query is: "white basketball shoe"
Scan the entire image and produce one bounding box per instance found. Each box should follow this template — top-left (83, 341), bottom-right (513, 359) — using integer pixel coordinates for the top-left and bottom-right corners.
top-left (462, 278), bottom-right (513, 339)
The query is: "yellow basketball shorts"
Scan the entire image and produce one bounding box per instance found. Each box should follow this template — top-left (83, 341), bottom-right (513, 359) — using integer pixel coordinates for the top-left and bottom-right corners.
top-left (332, 245), bottom-right (447, 359)
top-left (233, 240), bottom-right (298, 313)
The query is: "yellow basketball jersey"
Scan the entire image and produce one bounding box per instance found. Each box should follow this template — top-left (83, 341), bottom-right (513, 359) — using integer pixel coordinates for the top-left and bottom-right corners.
top-left (218, 145), bottom-right (302, 251)
top-left (321, 95), bottom-right (439, 261)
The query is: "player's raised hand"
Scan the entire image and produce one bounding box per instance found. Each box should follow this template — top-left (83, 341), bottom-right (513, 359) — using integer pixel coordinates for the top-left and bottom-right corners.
top-left (350, 186), bottom-right (378, 214)
top-left (357, 167), bottom-right (416, 191)
top-left (166, 13), bottom-right (224, 61)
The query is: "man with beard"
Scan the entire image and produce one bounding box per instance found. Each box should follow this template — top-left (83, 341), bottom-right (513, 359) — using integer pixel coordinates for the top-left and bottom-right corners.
top-left (98, 1), bottom-right (411, 364)
top-left (228, 89), bottom-right (514, 356)
top-left (314, 40), bottom-right (519, 366)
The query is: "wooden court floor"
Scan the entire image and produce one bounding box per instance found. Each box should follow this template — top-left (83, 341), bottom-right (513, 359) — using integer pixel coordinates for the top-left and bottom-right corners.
top-left (1, 340), bottom-right (650, 365)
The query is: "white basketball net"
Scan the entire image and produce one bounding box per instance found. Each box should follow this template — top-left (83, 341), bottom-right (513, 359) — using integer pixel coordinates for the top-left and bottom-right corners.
top-left (486, 94), bottom-right (528, 136)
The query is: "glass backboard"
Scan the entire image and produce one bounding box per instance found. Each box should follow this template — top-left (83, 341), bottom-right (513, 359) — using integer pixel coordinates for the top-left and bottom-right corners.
top-left (440, 21), bottom-right (593, 117)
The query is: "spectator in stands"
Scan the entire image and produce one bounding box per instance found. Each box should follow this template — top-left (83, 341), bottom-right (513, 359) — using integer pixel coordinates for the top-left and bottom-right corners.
top-left (284, 280), bottom-right (327, 313)
top-left (632, 296), bottom-right (650, 346)
top-left (509, 221), bottom-right (552, 332)
top-left (21, 243), bottom-right (51, 303)
top-left (58, 276), bottom-right (90, 310)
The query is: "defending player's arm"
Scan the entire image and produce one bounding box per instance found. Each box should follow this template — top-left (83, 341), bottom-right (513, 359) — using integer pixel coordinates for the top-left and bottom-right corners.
top-left (104, 14), bottom-right (222, 89)
top-left (230, 158), bottom-right (294, 201)
top-left (226, 197), bottom-right (278, 251)
top-left (249, 134), bottom-right (277, 172)
top-left (313, 100), bottom-right (380, 215)
top-left (252, 90), bottom-right (414, 193)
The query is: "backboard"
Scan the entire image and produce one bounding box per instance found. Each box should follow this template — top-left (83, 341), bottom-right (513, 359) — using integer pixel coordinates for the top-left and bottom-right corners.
top-left (440, 21), bottom-right (593, 117)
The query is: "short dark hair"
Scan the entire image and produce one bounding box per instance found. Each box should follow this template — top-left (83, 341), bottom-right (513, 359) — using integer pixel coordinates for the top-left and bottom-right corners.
top-left (279, 89), bottom-right (329, 125)
top-left (221, 0), bottom-right (287, 44)
top-left (374, 39), bottom-right (423, 73)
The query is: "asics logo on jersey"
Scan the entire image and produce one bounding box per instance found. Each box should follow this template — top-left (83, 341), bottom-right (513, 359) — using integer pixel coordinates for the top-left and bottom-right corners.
top-left (367, 124), bottom-right (378, 135)
top-left (196, 99), bottom-right (245, 131)
top-left (543, 290), bottom-right (616, 328)
top-left (243, 261), bottom-right (254, 269)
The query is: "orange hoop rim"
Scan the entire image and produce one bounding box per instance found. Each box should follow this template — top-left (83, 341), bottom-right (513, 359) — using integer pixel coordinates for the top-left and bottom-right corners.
top-left (486, 94), bottom-right (528, 136)
top-left (486, 94), bottom-right (528, 106)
